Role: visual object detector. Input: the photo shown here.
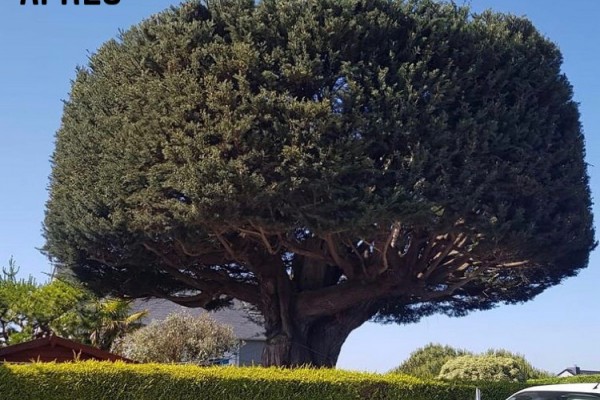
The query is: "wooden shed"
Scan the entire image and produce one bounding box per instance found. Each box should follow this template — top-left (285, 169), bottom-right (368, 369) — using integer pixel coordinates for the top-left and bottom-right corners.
top-left (0, 335), bottom-right (133, 363)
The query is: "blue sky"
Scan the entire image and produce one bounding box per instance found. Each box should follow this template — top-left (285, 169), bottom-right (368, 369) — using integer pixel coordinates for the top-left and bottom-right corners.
top-left (0, 0), bottom-right (598, 373)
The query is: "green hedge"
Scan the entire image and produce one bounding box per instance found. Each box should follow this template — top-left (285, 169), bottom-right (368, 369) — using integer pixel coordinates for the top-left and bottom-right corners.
top-left (478, 375), bottom-right (600, 400)
top-left (0, 362), bottom-right (474, 400)
top-left (529, 375), bottom-right (600, 385)
top-left (442, 375), bottom-right (600, 400)
top-left (471, 381), bottom-right (529, 400)
top-left (2, 362), bottom-right (596, 400)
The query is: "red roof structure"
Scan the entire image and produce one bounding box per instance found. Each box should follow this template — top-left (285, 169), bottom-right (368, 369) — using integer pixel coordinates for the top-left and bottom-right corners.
top-left (0, 335), bottom-right (133, 363)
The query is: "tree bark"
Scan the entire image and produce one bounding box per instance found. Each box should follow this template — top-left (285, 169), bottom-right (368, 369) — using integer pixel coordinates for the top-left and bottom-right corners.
top-left (261, 302), bottom-right (376, 367)
top-left (256, 246), bottom-right (378, 367)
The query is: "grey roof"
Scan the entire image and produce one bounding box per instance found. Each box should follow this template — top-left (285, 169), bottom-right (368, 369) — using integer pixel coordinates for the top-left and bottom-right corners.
top-left (132, 298), bottom-right (266, 341)
top-left (558, 367), bottom-right (600, 376)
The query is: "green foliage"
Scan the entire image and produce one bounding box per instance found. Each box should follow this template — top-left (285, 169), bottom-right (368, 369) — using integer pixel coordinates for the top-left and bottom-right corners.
top-left (474, 375), bottom-right (600, 400)
top-left (0, 259), bottom-right (144, 348)
top-left (43, 0), bottom-right (595, 366)
top-left (438, 355), bottom-right (527, 382)
top-left (21, 279), bottom-right (89, 342)
top-left (483, 349), bottom-right (551, 380)
top-left (529, 375), bottom-right (600, 385)
top-left (5, 362), bottom-right (592, 400)
top-left (88, 298), bottom-right (148, 351)
top-left (0, 362), bottom-right (476, 400)
top-left (391, 343), bottom-right (470, 379)
top-left (475, 381), bottom-right (530, 400)
top-left (391, 343), bottom-right (550, 382)
top-left (114, 312), bottom-right (236, 364)
top-left (0, 258), bottom-right (37, 345)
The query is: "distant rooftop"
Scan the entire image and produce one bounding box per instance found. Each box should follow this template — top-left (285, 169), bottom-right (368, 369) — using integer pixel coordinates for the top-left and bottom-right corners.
top-left (0, 335), bottom-right (133, 363)
top-left (557, 366), bottom-right (600, 376)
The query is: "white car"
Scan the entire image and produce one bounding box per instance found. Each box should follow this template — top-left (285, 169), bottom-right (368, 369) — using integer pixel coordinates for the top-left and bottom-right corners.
top-left (506, 383), bottom-right (600, 400)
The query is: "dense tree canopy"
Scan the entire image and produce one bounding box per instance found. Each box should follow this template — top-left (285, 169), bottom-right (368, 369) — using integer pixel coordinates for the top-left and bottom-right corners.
top-left (44, 0), bottom-right (594, 366)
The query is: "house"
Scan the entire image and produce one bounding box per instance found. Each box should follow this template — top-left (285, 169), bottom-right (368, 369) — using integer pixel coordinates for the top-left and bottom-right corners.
top-left (132, 298), bottom-right (265, 366)
top-left (557, 366), bottom-right (600, 378)
top-left (0, 335), bottom-right (133, 363)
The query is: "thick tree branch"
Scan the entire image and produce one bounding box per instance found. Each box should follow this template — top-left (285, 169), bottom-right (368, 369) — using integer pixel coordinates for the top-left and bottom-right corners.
top-left (143, 242), bottom-right (260, 305)
top-left (422, 236), bottom-right (457, 279)
top-left (296, 278), bottom-right (395, 319)
top-left (345, 239), bottom-right (368, 277)
top-left (412, 276), bottom-right (478, 301)
top-left (295, 241), bottom-right (487, 319)
top-left (153, 292), bottom-right (219, 308)
top-left (323, 233), bottom-right (355, 278)
top-left (278, 235), bottom-right (332, 264)
top-left (367, 222), bottom-right (404, 277)
top-left (214, 231), bottom-right (245, 263)
top-left (174, 238), bottom-right (223, 261)
top-left (237, 226), bottom-right (281, 256)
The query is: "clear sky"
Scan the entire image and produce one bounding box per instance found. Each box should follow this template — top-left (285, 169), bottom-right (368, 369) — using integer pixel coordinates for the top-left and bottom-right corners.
top-left (0, 0), bottom-right (598, 374)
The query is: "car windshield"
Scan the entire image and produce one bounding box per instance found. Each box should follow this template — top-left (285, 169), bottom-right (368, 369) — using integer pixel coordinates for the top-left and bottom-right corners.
top-left (508, 392), bottom-right (600, 400)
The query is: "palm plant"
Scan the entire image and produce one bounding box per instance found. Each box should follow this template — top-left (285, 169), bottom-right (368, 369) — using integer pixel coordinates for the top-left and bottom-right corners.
top-left (89, 299), bottom-right (147, 351)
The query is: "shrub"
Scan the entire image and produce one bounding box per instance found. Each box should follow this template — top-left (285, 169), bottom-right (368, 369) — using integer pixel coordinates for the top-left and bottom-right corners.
top-left (438, 355), bottom-right (527, 382)
top-left (0, 362), bottom-right (476, 400)
top-left (392, 343), bottom-right (550, 381)
top-left (483, 349), bottom-right (551, 379)
top-left (529, 374), bottom-right (600, 385)
top-left (114, 312), bottom-right (237, 364)
top-left (390, 343), bottom-right (471, 379)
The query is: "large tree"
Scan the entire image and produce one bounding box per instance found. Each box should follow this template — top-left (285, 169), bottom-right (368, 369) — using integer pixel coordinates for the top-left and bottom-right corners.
top-left (44, 0), bottom-right (594, 367)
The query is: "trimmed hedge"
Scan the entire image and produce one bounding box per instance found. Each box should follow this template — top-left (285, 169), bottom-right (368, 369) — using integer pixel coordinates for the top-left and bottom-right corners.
top-left (0, 362), bottom-right (474, 400)
top-left (469, 381), bottom-right (529, 400)
top-left (445, 375), bottom-right (600, 400)
top-left (529, 375), bottom-right (600, 385)
top-left (1, 362), bottom-right (597, 400)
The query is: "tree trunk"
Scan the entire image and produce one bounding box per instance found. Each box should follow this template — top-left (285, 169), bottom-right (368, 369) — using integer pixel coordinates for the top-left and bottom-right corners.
top-left (261, 305), bottom-right (375, 367)
top-left (257, 248), bottom-right (376, 367)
